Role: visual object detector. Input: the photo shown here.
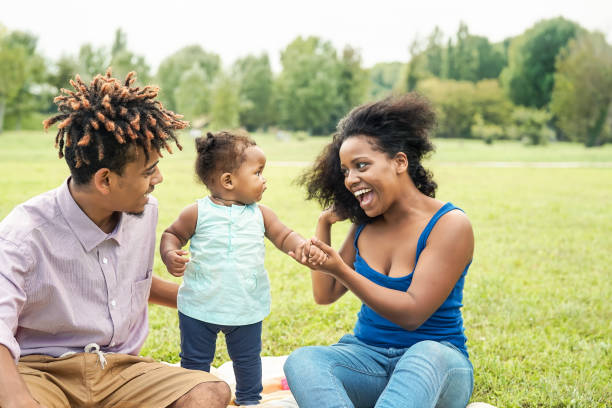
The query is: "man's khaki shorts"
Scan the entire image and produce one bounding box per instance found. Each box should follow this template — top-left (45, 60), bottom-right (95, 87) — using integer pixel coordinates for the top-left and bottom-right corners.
top-left (18, 352), bottom-right (223, 408)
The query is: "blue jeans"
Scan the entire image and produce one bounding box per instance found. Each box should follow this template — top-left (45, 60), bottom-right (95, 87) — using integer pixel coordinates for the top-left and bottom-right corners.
top-left (178, 311), bottom-right (263, 405)
top-left (284, 334), bottom-right (473, 408)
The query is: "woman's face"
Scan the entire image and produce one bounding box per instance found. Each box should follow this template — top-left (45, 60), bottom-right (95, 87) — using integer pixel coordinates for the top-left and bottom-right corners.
top-left (338, 135), bottom-right (401, 218)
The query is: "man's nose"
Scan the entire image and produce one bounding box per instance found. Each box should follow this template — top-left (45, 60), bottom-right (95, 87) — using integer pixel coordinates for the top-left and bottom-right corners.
top-left (152, 167), bottom-right (163, 185)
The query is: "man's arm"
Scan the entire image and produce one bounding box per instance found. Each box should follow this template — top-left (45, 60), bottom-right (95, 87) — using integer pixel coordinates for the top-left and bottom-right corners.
top-left (148, 275), bottom-right (179, 308)
top-left (0, 344), bottom-right (42, 408)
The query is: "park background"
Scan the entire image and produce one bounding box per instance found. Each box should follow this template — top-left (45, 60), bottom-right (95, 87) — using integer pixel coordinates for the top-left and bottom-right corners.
top-left (1, 1), bottom-right (611, 406)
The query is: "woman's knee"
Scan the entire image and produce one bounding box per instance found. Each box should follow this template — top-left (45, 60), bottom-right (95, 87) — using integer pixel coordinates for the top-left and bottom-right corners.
top-left (284, 346), bottom-right (329, 378)
top-left (397, 341), bottom-right (470, 372)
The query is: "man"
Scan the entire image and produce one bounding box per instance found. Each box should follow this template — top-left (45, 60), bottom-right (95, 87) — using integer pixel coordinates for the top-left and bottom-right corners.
top-left (0, 70), bottom-right (230, 408)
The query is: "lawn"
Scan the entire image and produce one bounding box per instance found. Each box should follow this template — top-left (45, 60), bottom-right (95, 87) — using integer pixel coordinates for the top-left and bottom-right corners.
top-left (1, 130), bottom-right (610, 407)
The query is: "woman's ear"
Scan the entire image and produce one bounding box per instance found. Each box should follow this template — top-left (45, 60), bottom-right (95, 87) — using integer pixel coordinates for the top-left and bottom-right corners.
top-left (219, 172), bottom-right (234, 190)
top-left (394, 152), bottom-right (408, 174)
top-left (92, 168), bottom-right (112, 195)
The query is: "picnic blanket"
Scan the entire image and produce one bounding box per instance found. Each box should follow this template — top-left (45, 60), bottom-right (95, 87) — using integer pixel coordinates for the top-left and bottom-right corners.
top-left (210, 355), bottom-right (496, 408)
top-left (211, 356), bottom-right (297, 407)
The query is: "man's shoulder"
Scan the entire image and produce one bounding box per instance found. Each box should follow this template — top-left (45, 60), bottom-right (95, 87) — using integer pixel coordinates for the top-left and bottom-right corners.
top-left (0, 187), bottom-right (62, 245)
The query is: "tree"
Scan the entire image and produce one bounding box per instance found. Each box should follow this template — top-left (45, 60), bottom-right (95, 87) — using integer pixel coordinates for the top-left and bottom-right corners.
top-left (424, 27), bottom-right (445, 77)
top-left (78, 44), bottom-right (109, 81)
top-left (156, 45), bottom-right (221, 111)
top-left (210, 71), bottom-right (240, 129)
top-left (336, 46), bottom-right (368, 117)
top-left (174, 63), bottom-right (212, 121)
top-left (500, 17), bottom-right (582, 108)
top-left (551, 32), bottom-right (612, 146)
top-left (369, 62), bottom-right (403, 100)
top-left (107, 29), bottom-right (151, 84)
top-left (0, 26), bottom-right (29, 132)
top-left (232, 54), bottom-right (274, 131)
top-left (277, 36), bottom-right (343, 134)
top-left (3, 30), bottom-right (45, 130)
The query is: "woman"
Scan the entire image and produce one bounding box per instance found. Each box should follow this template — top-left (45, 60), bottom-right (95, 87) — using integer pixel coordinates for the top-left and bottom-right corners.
top-left (286, 94), bottom-right (475, 408)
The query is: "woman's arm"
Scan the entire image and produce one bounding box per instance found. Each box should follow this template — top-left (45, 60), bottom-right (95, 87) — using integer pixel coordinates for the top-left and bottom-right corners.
top-left (309, 210), bottom-right (355, 304)
top-left (312, 210), bottom-right (474, 330)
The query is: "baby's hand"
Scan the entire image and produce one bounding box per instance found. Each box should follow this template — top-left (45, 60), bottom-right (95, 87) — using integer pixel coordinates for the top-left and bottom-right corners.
top-left (163, 249), bottom-right (190, 277)
top-left (307, 244), bottom-right (328, 267)
top-left (289, 239), bottom-right (328, 268)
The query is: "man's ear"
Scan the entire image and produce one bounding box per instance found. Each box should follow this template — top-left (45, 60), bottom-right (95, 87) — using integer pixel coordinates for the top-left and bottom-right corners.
top-left (92, 168), bottom-right (113, 195)
top-left (219, 172), bottom-right (234, 190)
top-left (394, 152), bottom-right (408, 174)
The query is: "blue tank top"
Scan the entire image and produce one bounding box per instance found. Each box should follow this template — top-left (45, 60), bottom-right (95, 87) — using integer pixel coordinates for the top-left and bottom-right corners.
top-left (353, 202), bottom-right (470, 358)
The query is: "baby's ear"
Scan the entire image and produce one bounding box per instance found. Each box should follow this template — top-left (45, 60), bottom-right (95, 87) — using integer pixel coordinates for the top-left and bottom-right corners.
top-left (219, 172), bottom-right (234, 190)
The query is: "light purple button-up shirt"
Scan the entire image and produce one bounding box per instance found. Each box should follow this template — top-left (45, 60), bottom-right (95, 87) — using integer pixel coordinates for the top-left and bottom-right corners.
top-left (0, 179), bottom-right (157, 362)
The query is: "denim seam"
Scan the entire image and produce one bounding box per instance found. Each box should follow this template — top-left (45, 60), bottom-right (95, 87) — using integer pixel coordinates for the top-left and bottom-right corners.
top-left (431, 367), bottom-right (472, 408)
top-left (329, 362), bottom-right (387, 408)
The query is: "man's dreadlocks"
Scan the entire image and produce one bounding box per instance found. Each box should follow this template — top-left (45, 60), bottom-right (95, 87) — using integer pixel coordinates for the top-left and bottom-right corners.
top-left (43, 68), bottom-right (188, 184)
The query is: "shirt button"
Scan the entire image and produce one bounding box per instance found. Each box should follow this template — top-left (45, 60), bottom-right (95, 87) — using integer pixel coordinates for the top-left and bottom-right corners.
top-left (111, 300), bottom-right (116, 307)
top-left (110, 342), bottom-right (116, 347)
top-left (103, 258), bottom-right (108, 264)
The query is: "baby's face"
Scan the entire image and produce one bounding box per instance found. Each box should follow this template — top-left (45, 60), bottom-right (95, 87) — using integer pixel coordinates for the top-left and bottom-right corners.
top-left (232, 146), bottom-right (267, 204)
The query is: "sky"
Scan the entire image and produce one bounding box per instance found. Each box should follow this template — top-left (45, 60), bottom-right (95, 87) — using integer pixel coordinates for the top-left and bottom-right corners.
top-left (2, 0), bottom-right (611, 72)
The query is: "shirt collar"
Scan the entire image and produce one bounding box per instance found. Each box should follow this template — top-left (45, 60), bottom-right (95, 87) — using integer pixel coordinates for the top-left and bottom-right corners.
top-left (56, 178), bottom-right (126, 252)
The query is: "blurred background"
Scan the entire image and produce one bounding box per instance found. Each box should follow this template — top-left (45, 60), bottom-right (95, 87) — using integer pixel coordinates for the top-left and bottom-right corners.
top-left (1, 0), bottom-right (611, 146)
top-left (1, 2), bottom-right (611, 406)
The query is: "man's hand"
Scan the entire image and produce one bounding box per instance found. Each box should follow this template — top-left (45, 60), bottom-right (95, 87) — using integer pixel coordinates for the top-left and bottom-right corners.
top-left (163, 250), bottom-right (190, 277)
top-left (0, 345), bottom-right (46, 408)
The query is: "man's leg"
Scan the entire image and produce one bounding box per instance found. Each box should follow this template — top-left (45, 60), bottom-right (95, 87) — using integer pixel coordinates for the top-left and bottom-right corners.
top-left (169, 381), bottom-right (231, 408)
top-left (224, 322), bottom-right (263, 405)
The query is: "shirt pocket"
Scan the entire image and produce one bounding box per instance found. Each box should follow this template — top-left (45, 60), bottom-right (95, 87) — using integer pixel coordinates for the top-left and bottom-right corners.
top-left (129, 270), bottom-right (152, 329)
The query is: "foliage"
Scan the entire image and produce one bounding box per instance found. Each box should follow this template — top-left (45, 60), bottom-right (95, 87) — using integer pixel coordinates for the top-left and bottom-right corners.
top-left (551, 31), bottom-right (612, 147)
top-left (277, 36), bottom-right (344, 134)
top-left (337, 45), bottom-right (369, 115)
top-left (500, 17), bottom-right (582, 108)
top-left (209, 71), bottom-right (240, 129)
top-left (368, 62), bottom-right (403, 100)
top-left (108, 29), bottom-right (151, 85)
top-left (78, 43), bottom-right (109, 82)
top-left (174, 63), bottom-right (212, 122)
top-left (233, 54), bottom-right (275, 131)
top-left (156, 45), bottom-right (221, 111)
top-left (507, 107), bottom-right (554, 145)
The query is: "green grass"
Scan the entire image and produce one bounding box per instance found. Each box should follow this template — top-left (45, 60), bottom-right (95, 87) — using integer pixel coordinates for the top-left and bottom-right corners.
top-left (1, 130), bottom-right (611, 407)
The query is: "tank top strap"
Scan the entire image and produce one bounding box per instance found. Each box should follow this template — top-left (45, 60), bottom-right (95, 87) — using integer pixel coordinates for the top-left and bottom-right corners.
top-left (353, 224), bottom-right (367, 251)
top-left (414, 202), bottom-right (462, 265)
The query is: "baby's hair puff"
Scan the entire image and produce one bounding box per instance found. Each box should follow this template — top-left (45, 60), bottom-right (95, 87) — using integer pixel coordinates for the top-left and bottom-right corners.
top-left (195, 129), bottom-right (256, 188)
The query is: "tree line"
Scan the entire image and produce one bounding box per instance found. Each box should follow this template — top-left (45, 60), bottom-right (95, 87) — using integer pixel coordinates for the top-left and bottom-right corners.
top-left (0, 18), bottom-right (610, 146)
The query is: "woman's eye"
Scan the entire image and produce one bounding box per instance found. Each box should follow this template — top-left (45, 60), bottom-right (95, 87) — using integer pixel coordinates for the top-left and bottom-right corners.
top-left (357, 162), bottom-right (368, 170)
top-left (340, 168), bottom-right (348, 177)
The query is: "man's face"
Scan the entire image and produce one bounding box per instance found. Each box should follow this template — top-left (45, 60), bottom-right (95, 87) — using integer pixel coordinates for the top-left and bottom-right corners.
top-left (109, 149), bottom-right (163, 215)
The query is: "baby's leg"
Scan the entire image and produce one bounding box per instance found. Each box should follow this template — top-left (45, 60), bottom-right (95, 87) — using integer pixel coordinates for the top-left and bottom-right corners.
top-left (224, 321), bottom-right (263, 405)
top-left (178, 311), bottom-right (219, 372)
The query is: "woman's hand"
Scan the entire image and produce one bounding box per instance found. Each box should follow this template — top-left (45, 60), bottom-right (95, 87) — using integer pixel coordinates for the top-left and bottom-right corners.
top-left (320, 207), bottom-right (346, 225)
top-left (307, 238), bottom-right (348, 276)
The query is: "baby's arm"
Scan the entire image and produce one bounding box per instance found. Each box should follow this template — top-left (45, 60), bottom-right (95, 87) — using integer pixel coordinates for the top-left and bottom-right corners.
top-left (259, 205), bottom-right (327, 266)
top-left (160, 204), bottom-right (198, 277)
